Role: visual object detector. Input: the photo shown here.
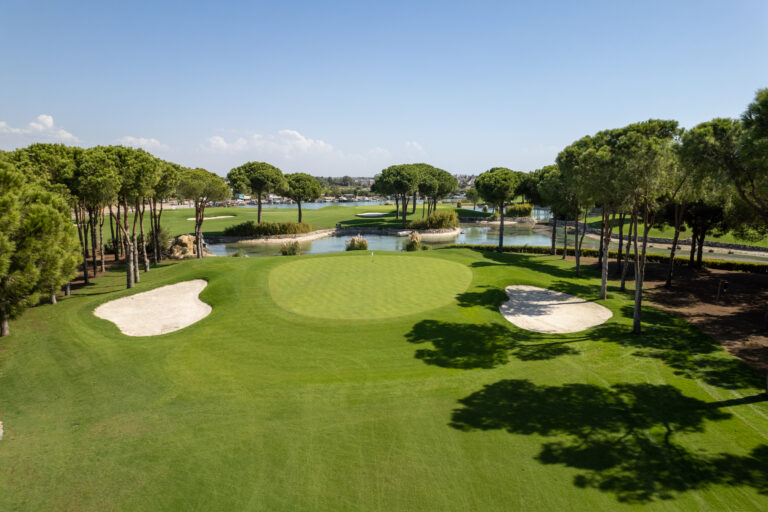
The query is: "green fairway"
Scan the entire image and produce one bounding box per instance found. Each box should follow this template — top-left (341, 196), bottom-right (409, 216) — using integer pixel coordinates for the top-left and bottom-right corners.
top-left (126, 203), bottom-right (484, 240)
top-left (0, 249), bottom-right (767, 511)
top-left (269, 253), bottom-right (472, 319)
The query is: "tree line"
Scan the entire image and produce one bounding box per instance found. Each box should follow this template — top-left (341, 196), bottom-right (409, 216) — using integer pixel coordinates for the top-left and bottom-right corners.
top-left (371, 163), bottom-right (459, 227)
top-left (464, 88), bottom-right (768, 334)
top-left (0, 144), bottom-right (229, 335)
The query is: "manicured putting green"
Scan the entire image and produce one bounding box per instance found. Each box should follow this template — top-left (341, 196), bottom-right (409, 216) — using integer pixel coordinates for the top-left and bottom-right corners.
top-left (269, 253), bottom-right (473, 319)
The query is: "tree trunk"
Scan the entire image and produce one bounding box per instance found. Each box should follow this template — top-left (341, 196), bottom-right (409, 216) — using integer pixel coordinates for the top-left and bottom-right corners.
top-left (575, 211), bottom-right (581, 275)
top-left (401, 194), bottom-right (408, 227)
top-left (633, 200), bottom-right (651, 335)
top-left (598, 211), bottom-right (605, 267)
top-left (75, 207), bottom-right (89, 285)
top-left (157, 200), bottom-right (165, 262)
top-left (149, 198), bottom-right (158, 264)
top-left (109, 205), bottom-right (116, 259)
top-left (550, 216), bottom-right (557, 255)
top-left (689, 228), bottom-right (697, 267)
top-left (620, 215), bottom-right (634, 291)
top-left (114, 203), bottom-right (122, 259)
top-left (123, 200), bottom-right (130, 261)
top-left (65, 282), bottom-right (71, 296)
top-left (561, 219), bottom-right (567, 259)
top-left (422, 199), bottom-right (426, 218)
top-left (89, 208), bottom-right (98, 278)
top-left (51, 286), bottom-right (57, 305)
top-left (98, 210), bottom-right (106, 272)
top-left (576, 210), bottom-right (588, 277)
top-left (132, 235), bottom-right (141, 283)
top-left (617, 213), bottom-right (625, 275)
top-left (665, 202), bottom-right (684, 288)
top-left (1, 309), bottom-right (9, 337)
top-left (136, 199), bottom-right (150, 272)
top-left (126, 238), bottom-right (135, 288)
top-left (194, 202), bottom-right (205, 259)
top-left (412, 191), bottom-right (417, 214)
top-left (498, 202), bottom-right (505, 252)
top-left (696, 232), bottom-right (705, 268)
top-left (297, 201), bottom-right (303, 223)
top-left (395, 197), bottom-right (399, 218)
top-left (599, 210), bottom-right (616, 300)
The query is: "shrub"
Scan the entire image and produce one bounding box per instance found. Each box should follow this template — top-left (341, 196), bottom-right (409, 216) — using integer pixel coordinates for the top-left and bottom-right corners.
top-left (409, 211), bottom-right (459, 230)
top-left (482, 205), bottom-right (488, 213)
top-left (231, 249), bottom-right (248, 257)
top-left (456, 201), bottom-right (462, 208)
top-left (280, 241), bottom-right (301, 255)
top-left (506, 203), bottom-right (533, 217)
top-left (104, 236), bottom-right (120, 255)
top-left (405, 231), bottom-right (421, 251)
top-left (345, 234), bottom-right (368, 251)
top-left (146, 225), bottom-right (173, 258)
top-left (224, 221), bottom-right (312, 237)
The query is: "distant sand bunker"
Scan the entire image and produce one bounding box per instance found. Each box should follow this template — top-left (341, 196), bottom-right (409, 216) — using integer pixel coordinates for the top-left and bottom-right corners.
top-left (355, 212), bottom-right (386, 217)
top-left (94, 280), bottom-right (212, 336)
top-left (186, 215), bottom-right (234, 221)
top-left (500, 285), bottom-right (612, 333)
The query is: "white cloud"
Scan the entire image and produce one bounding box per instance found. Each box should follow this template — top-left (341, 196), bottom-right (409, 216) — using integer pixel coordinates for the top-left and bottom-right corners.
top-left (0, 114), bottom-right (78, 142)
top-left (204, 135), bottom-right (249, 152)
top-left (204, 129), bottom-right (336, 157)
top-left (405, 140), bottom-right (425, 153)
top-left (115, 136), bottom-right (169, 150)
top-left (199, 129), bottom-right (435, 175)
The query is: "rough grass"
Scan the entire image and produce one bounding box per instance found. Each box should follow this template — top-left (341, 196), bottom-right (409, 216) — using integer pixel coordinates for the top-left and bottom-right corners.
top-left (0, 249), bottom-right (767, 511)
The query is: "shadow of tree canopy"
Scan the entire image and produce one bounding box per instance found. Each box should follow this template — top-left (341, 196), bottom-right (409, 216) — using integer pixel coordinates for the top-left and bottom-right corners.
top-left (451, 379), bottom-right (768, 502)
top-left (456, 286), bottom-right (510, 311)
top-left (441, 249), bottom-right (763, 391)
top-left (405, 320), bottom-right (578, 369)
top-left (583, 305), bottom-right (766, 390)
top-left (464, 248), bottom-right (597, 280)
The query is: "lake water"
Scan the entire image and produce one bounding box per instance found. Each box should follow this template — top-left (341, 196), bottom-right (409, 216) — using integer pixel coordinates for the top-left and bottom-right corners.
top-left (207, 224), bottom-right (564, 257)
top-left (206, 221), bottom-right (768, 263)
top-left (235, 201), bottom-right (552, 220)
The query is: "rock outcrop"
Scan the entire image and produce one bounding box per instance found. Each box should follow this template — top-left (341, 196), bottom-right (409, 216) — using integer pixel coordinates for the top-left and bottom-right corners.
top-left (169, 234), bottom-right (211, 259)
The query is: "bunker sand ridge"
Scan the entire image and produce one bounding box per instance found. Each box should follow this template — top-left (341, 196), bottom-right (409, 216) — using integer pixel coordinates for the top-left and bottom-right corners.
top-left (93, 279), bottom-right (212, 336)
top-left (500, 284), bottom-right (613, 333)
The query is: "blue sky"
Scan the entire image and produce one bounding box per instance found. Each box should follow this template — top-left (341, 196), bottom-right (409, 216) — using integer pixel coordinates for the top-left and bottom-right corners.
top-left (1, 0), bottom-right (767, 176)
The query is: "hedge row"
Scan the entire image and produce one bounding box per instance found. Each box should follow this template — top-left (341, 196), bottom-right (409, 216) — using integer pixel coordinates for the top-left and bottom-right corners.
top-left (505, 203), bottom-right (533, 217)
top-left (223, 221), bottom-right (312, 237)
top-left (409, 211), bottom-right (459, 230)
top-left (447, 244), bottom-right (768, 274)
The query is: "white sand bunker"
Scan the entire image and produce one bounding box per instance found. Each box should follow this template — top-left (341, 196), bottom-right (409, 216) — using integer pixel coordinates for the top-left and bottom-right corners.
top-left (94, 280), bottom-right (212, 336)
top-left (186, 215), bottom-right (234, 221)
top-left (500, 285), bottom-right (612, 333)
top-left (355, 212), bottom-right (386, 217)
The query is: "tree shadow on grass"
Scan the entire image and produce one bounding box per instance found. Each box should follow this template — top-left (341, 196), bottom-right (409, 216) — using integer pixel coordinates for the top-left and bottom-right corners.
top-left (584, 305), bottom-right (766, 391)
top-left (405, 320), bottom-right (579, 369)
top-left (451, 379), bottom-right (768, 503)
top-left (456, 286), bottom-right (510, 311)
top-left (464, 248), bottom-right (595, 280)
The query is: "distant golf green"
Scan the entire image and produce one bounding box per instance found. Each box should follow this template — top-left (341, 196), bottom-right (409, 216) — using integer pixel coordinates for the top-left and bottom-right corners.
top-left (0, 249), bottom-right (766, 511)
top-left (269, 253), bottom-right (472, 319)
